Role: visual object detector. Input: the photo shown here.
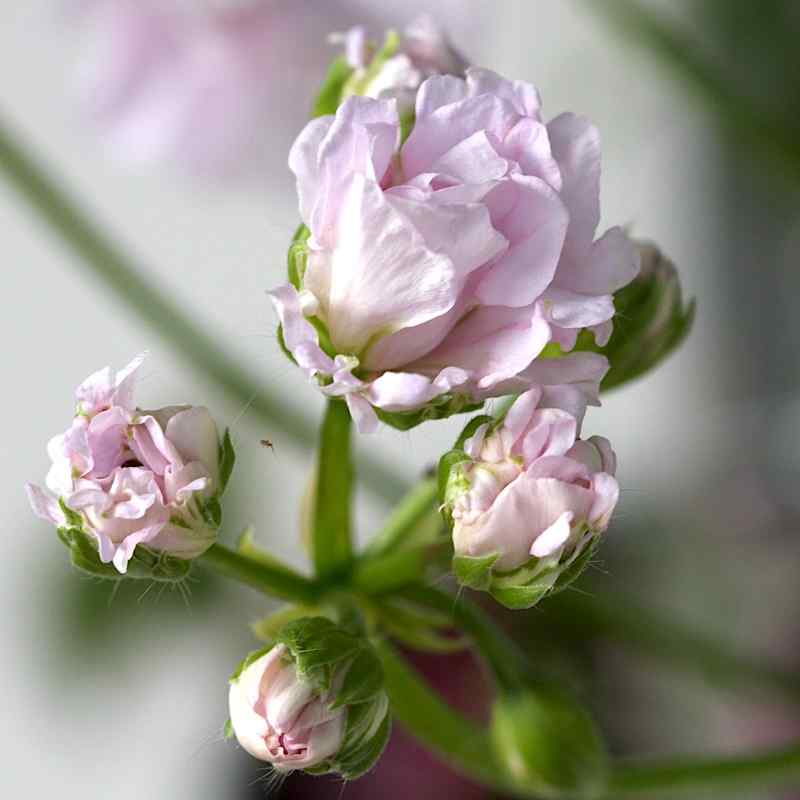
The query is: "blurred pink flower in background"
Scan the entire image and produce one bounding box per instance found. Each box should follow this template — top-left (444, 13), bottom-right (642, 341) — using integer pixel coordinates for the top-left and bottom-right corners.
top-left (65, 0), bottom-right (486, 180)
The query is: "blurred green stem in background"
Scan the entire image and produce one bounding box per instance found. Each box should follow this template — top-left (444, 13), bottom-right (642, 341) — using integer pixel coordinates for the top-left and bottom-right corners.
top-left (0, 115), bottom-right (407, 504)
top-left (543, 591), bottom-right (800, 704)
top-left (588, 0), bottom-right (800, 183)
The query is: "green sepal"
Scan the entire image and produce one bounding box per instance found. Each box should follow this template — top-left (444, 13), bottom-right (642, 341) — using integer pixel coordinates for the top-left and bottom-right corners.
top-left (56, 523), bottom-right (192, 582)
top-left (200, 496), bottom-right (222, 529)
top-left (217, 428), bottom-right (235, 495)
top-left (287, 224), bottom-right (311, 288)
top-left (376, 395), bottom-right (484, 432)
top-left (313, 57), bottom-right (354, 117)
top-left (277, 617), bottom-right (360, 691)
top-left (223, 719), bottom-right (234, 740)
top-left (491, 689), bottom-right (608, 799)
top-left (437, 413), bottom-right (494, 510)
top-left (336, 700), bottom-right (391, 779)
top-left (453, 553), bottom-right (499, 592)
top-left (251, 604), bottom-right (319, 644)
top-left (332, 647), bottom-right (385, 708)
top-left (229, 644), bottom-right (275, 684)
top-left (489, 582), bottom-right (554, 611)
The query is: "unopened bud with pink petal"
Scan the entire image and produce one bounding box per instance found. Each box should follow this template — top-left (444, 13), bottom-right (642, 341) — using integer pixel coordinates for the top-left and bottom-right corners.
top-left (439, 388), bottom-right (619, 609)
top-left (228, 617), bottom-right (390, 777)
top-left (25, 354), bottom-right (234, 577)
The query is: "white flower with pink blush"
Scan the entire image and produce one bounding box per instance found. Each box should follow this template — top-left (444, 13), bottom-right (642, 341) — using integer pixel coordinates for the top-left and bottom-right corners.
top-left (228, 617), bottom-right (390, 777)
top-left (271, 67), bottom-right (639, 432)
top-left (229, 645), bottom-right (347, 771)
top-left (443, 388), bottom-right (619, 608)
top-left (26, 355), bottom-right (227, 574)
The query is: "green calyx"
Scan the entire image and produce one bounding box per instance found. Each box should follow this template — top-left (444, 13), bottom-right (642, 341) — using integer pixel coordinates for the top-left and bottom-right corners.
top-left (491, 689), bottom-right (608, 799)
top-left (451, 534), bottom-right (599, 611)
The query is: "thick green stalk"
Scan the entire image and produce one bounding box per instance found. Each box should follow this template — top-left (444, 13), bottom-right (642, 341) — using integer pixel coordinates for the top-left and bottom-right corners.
top-left (0, 117), bottom-right (406, 505)
top-left (373, 639), bottom-right (514, 791)
top-left (199, 543), bottom-right (319, 605)
top-left (311, 400), bottom-right (354, 580)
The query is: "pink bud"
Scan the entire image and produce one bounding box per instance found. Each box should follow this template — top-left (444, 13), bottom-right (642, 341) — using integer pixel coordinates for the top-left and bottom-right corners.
top-left (228, 646), bottom-right (346, 771)
top-left (26, 355), bottom-right (223, 574)
top-left (451, 389), bottom-right (619, 572)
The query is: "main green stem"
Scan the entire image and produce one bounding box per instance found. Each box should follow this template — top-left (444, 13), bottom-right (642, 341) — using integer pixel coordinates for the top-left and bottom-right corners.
top-left (0, 116), bottom-right (406, 505)
top-left (311, 400), bottom-right (354, 580)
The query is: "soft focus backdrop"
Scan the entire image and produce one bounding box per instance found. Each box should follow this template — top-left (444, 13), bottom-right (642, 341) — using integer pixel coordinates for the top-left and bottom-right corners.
top-left (3, 1), bottom-right (799, 798)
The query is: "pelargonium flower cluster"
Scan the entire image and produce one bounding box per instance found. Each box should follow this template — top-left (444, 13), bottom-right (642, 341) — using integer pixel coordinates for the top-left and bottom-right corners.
top-left (26, 355), bottom-right (226, 574)
top-left (271, 67), bottom-right (639, 432)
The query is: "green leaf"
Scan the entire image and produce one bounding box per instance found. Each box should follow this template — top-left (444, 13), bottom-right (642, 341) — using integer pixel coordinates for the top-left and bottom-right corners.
top-left (311, 400), bottom-right (354, 580)
top-left (313, 56), bottom-right (354, 117)
top-left (453, 553), bottom-right (499, 591)
top-left (217, 428), bottom-right (235, 496)
top-left (201, 496), bottom-right (222, 529)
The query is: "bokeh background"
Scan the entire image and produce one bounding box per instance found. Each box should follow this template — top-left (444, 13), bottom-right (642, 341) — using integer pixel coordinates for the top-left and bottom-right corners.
top-left (3, 1), bottom-right (799, 798)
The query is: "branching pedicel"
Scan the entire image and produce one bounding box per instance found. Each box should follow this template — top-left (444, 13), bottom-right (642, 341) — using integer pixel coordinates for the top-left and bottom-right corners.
top-left (26, 20), bottom-right (703, 798)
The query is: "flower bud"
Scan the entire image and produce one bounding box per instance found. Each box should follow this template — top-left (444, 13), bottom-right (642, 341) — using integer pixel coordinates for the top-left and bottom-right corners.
top-left (329, 16), bottom-right (467, 119)
top-left (228, 617), bottom-right (390, 778)
top-left (576, 240), bottom-right (695, 391)
top-left (26, 355), bottom-right (234, 576)
top-left (491, 689), bottom-right (607, 798)
top-left (440, 388), bottom-right (619, 609)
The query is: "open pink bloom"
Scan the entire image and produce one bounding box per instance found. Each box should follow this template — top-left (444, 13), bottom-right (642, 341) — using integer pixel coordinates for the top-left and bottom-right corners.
top-left (26, 355), bottom-right (222, 573)
top-left (333, 15), bottom-right (467, 113)
top-left (228, 645), bottom-right (346, 771)
top-left (452, 388), bottom-right (619, 572)
top-left (272, 67), bottom-right (637, 432)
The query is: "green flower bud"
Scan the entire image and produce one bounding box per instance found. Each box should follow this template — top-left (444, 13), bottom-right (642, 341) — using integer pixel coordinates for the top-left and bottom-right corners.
top-left (492, 689), bottom-right (607, 799)
top-left (228, 617), bottom-right (390, 778)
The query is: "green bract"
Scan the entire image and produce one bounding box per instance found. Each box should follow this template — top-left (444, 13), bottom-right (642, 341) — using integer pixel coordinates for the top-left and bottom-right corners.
top-left (574, 240), bottom-right (695, 391)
